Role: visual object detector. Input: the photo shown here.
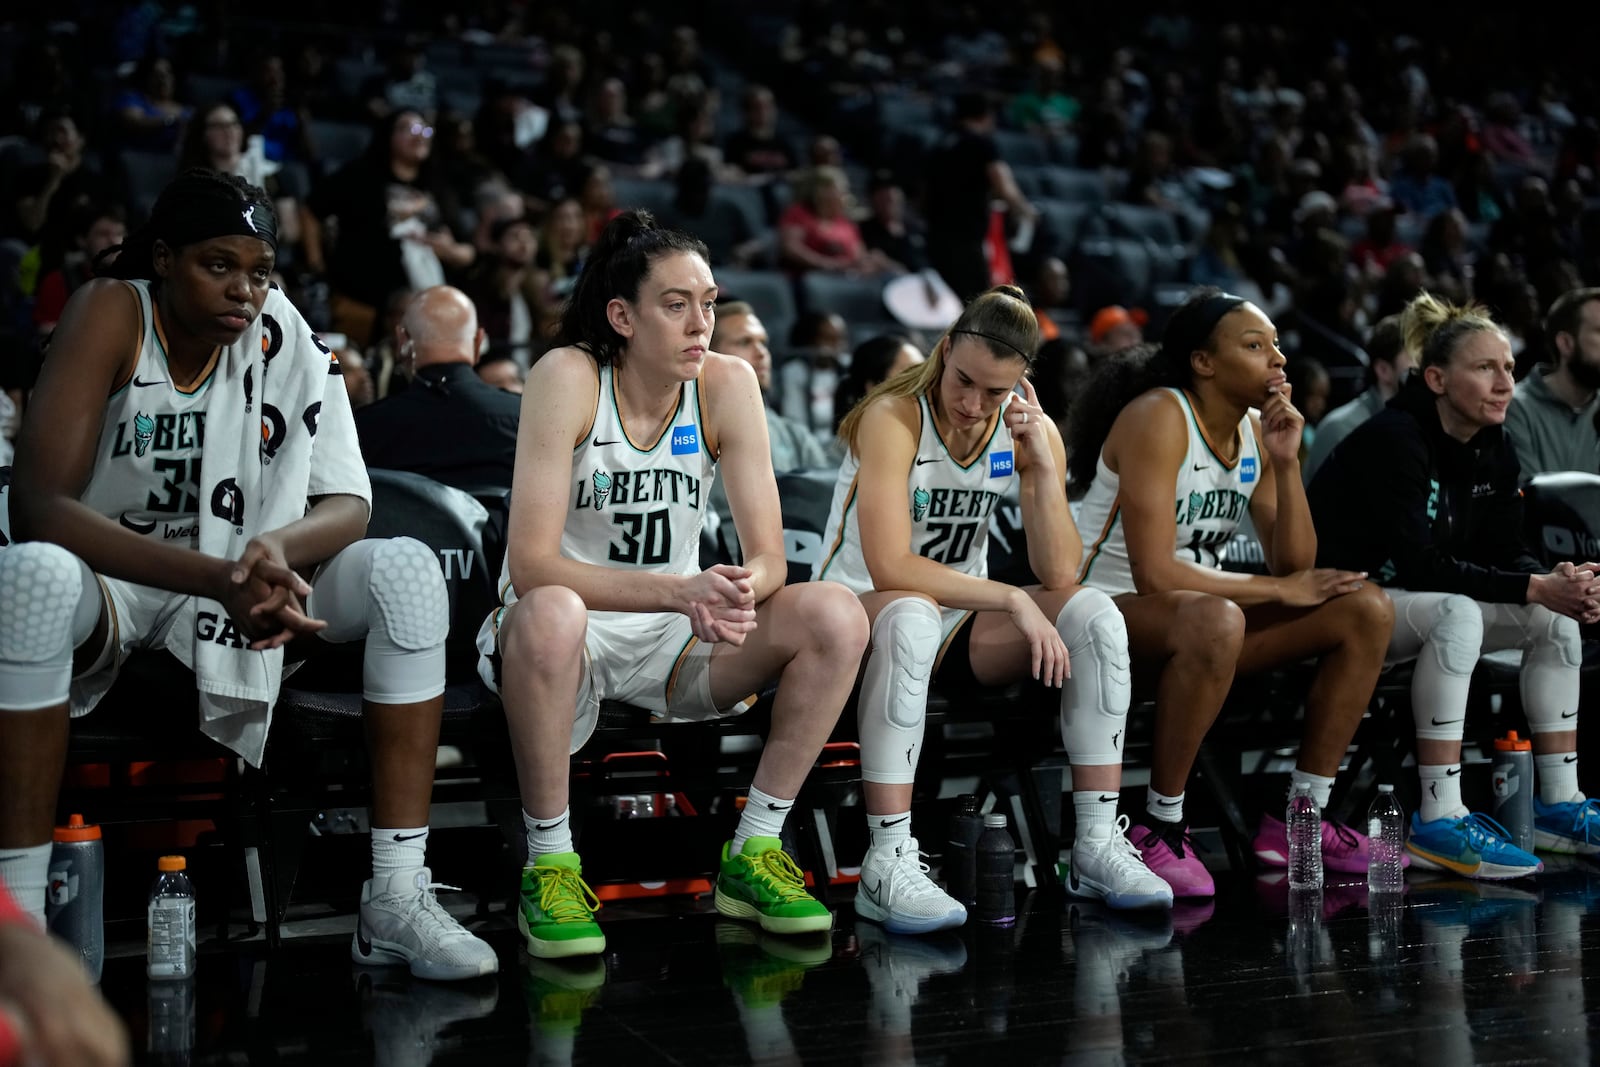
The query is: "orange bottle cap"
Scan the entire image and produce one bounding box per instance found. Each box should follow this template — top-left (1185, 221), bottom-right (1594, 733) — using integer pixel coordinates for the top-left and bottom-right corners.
top-left (1494, 731), bottom-right (1533, 752)
top-left (54, 813), bottom-right (101, 842)
top-left (158, 855), bottom-right (187, 872)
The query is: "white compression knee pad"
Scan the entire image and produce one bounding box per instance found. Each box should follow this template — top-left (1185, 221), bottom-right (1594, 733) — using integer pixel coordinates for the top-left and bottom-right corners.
top-left (1056, 587), bottom-right (1132, 766)
top-left (1413, 595), bottom-right (1483, 741)
top-left (310, 538), bottom-right (448, 704)
top-left (1522, 606), bottom-right (1582, 734)
top-left (858, 597), bottom-right (941, 785)
top-left (0, 544), bottom-right (99, 710)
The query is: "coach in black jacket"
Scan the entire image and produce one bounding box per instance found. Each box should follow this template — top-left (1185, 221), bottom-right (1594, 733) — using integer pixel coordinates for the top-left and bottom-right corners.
top-left (1307, 293), bottom-right (1598, 878)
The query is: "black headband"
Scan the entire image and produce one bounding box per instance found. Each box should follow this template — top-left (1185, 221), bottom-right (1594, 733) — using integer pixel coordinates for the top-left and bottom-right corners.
top-left (954, 328), bottom-right (1031, 360)
top-left (1189, 293), bottom-right (1248, 343)
top-left (161, 184), bottom-right (278, 252)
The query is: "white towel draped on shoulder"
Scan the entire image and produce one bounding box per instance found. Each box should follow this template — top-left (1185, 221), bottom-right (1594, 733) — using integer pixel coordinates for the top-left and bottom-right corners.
top-left (170, 287), bottom-right (370, 765)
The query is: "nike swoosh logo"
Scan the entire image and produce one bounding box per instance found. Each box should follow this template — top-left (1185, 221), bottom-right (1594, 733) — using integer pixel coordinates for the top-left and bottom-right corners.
top-left (1430, 717), bottom-right (1463, 726)
top-left (120, 512), bottom-right (157, 534)
top-left (1156, 798), bottom-right (1182, 806)
top-left (1098, 794), bottom-right (1119, 804)
top-left (1192, 463), bottom-right (1210, 471)
top-left (1429, 782), bottom-right (1438, 798)
top-left (132, 376), bottom-right (168, 388)
top-left (877, 816), bottom-right (910, 828)
top-left (1566, 755), bottom-right (1580, 763)
top-left (1446, 768), bottom-right (1461, 777)
top-left (766, 802), bottom-right (792, 812)
top-left (534, 821), bottom-right (566, 831)
top-left (861, 877), bottom-right (883, 903)
top-left (1562, 711), bottom-right (1579, 719)
top-left (392, 832), bottom-right (427, 842)
top-left (592, 438), bottom-right (620, 447)
top-left (914, 457), bottom-right (939, 466)
top-left (356, 923), bottom-right (372, 956)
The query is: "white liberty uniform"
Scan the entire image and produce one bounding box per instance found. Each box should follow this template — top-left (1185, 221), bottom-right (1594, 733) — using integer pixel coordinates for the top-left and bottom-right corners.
top-left (477, 364), bottom-right (726, 748)
top-left (1076, 387), bottom-right (1260, 596)
top-left (814, 393), bottom-right (1015, 657)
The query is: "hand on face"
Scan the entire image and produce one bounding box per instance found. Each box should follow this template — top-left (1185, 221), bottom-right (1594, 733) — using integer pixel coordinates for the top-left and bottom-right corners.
top-left (1259, 381), bottom-right (1305, 466)
top-left (1002, 377), bottom-right (1054, 472)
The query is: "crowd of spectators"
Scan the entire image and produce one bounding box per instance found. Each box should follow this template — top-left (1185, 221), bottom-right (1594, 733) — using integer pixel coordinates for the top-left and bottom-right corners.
top-left (1, 3), bottom-right (1598, 479)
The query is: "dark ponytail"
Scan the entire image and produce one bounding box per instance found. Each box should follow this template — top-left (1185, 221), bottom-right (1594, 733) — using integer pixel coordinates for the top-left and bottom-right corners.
top-left (1066, 286), bottom-right (1247, 489)
top-left (555, 209), bottom-right (710, 367)
top-left (96, 168), bottom-right (274, 281)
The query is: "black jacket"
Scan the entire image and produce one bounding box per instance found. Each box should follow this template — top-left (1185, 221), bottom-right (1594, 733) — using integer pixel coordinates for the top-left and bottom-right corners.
top-left (1306, 375), bottom-right (1543, 603)
top-left (354, 362), bottom-right (521, 491)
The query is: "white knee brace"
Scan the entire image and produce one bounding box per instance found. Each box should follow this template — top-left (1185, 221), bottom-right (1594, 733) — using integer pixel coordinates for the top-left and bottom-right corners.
top-left (858, 597), bottom-right (941, 785)
top-left (0, 544), bottom-right (99, 710)
top-left (1056, 587), bottom-right (1132, 765)
top-left (1523, 605), bottom-right (1583, 734)
top-left (1414, 595), bottom-right (1483, 741)
top-left (310, 537), bottom-right (448, 704)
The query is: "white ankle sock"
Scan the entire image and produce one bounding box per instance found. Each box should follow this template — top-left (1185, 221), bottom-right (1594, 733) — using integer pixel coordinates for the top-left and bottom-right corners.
top-left (1289, 769), bottom-right (1334, 811)
top-left (1535, 753), bottom-right (1585, 804)
top-left (0, 843), bottom-right (52, 928)
top-left (371, 826), bottom-right (428, 882)
top-left (734, 786), bottom-right (792, 854)
top-left (867, 811), bottom-right (913, 852)
top-left (523, 808), bottom-right (574, 862)
top-left (1075, 790), bottom-right (1119, 840)
top-left (1418, 764), bottom-right (1468, 823)
top-left (1147, 788), bottom-right (1185, 824)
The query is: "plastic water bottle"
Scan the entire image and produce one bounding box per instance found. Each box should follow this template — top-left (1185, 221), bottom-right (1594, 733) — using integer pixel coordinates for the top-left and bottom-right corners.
top-left (46, 813), bottom-right (104, 983)
top-left (148, 855), bottom-right (196, 979)
top-left (1366, 785), bottom-right (1405, 894)
top-left (945, 794), bottom-right (983, 909)
top-left (1287, 783), bottom-right (1323, 890)
top-left (975, 813), bottom-right (1016, 926)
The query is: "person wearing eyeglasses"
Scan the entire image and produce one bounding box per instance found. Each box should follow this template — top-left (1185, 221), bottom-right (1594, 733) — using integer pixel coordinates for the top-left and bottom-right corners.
top-left (304, 110), bottom-right (475, 348)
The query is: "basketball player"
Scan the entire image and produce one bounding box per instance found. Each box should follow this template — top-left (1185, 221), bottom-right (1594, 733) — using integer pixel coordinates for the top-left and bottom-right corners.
top-left (0, 170), bottom-right (496, 980)
top-left (478, 210), bottom-right (868, 959)
top-left (817, 284), bottom-right (1172, 923)
top-left (1068, 288), bottom-right (1395, 898)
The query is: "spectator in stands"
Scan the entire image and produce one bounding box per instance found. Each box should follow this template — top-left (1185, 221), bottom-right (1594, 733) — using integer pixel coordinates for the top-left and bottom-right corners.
top-left (31, 202), bottom-right (123, 336)
top-left (579, 164), bottom-right (622, 246)
top-left (462, 213), bottom-right (541, 372)
top-left (723, 85), bottom-right (797, 181)
top-left (1286, 354), bottom-right (1330, 463)
top-left (1032, 336), bottom-right (1092, 453)
top-left (355, 285), bottom-right (521, 490)
top-left (859, 171), bottom-right (927, 275)
top-left (1388, 134), bottom-right (1458, 222)
top-left (779, 310), bottom-right (850, 439)
top-left (1420, 208), bottom-right (1475, 303)
top-left (476, 353), bottom-right (524, 393)
top-left (778, 165), bottom-right (880, 275)
top-left (923, 91), bottom-right (1038, 302)
top-left (1068, 288), bottom-right (1394, 899)
top-left (1029, 256), bottom-right (1074, 342)
top-left (0, 170), bottom-right (497, 980)
top-left (531, 196), bottom-right (589, 316)
top-left (1507, 287), bottom-right (1600, 475)
top-left (112, 56), bottom-right (190, 153)
top-left (477, 209), bottom-right (867, 959)
top-left (178, 103), bottom-right (302, 251)
top-left (361, 287), bottom-right (418, 401)
top-left (228, 52), bottom-right (312, 166)
top-left (9, 113), bottom-right (114, 249)
top-left (1308, 293), bottom-right (1600, 876)
top-left (587, 77), bottom-right (647, 168)
top-left (832, 333), bottom-right (924, 440)
top-left (1350, 201), bottom-right (1413, 281)
top-left (662, 156), bottom-right (765, 267)
top-left (364, 41), bottom-right (437, 123)
top-left (0, 875), bottom-right (129, 1066)
top-left (711, 302), bottom-right (828, 472)
top-left (522, 120), bottom-right (587, 210)
top-left (304, 110), bottom-right (474, 347)
top-left (819, 284), bottom-right (1172, 919)
top-left (1303, 314), bottom-right (1414, 483)
top-left (1088, 305), bottom-right (1145, 356)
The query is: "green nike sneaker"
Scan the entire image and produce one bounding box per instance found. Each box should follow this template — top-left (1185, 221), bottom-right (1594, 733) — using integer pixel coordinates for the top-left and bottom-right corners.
top-left (518, 852), bottom-right (606, 958)
top-left (713, 836), bottom-right (833, 935)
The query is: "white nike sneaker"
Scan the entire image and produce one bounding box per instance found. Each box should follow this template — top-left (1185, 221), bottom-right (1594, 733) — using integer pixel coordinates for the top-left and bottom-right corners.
top-left (854, 837), bottom-right (967, 934)
top-left (352, 867), bottom-right (500, 981)
top-left (1067, 816), bottom-right (1175, 910)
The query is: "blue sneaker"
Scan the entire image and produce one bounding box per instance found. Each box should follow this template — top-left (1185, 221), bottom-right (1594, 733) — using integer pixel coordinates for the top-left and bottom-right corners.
top-left (1406, 811), bottom-right (1543, 880)
top-left (1534, 797), bottom-right (1600, 856)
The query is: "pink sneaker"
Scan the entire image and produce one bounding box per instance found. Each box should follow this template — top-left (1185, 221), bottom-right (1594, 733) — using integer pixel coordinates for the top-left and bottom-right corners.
top-left (1132, 822), bottom-right (1215, 898)
top-left (1253, 814), bottom-right (1405, 874)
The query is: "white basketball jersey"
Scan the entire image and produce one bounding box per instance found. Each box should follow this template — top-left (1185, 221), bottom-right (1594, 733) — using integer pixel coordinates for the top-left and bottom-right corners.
top-left (1077, 388), bottom-right (1260, 596)
top-left (80, 280), bottom-right (213, 548)
top-left (814, 393), bottom-right (1015, 592)
top-left (493, 363), bottom-right (716, 619)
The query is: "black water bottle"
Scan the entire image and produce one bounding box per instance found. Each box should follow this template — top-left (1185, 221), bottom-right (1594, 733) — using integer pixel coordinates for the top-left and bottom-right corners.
top-left (945, 794), bottom-right (983, 909)
top-left (975, 813), bottom-right (1016, 926)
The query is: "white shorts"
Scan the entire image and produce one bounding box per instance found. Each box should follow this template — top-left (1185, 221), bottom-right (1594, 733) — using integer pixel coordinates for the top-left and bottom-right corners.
top-left (69, 576), bottom-right (190, 717)
top-left (480, 606), bottom-right (735, 754)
